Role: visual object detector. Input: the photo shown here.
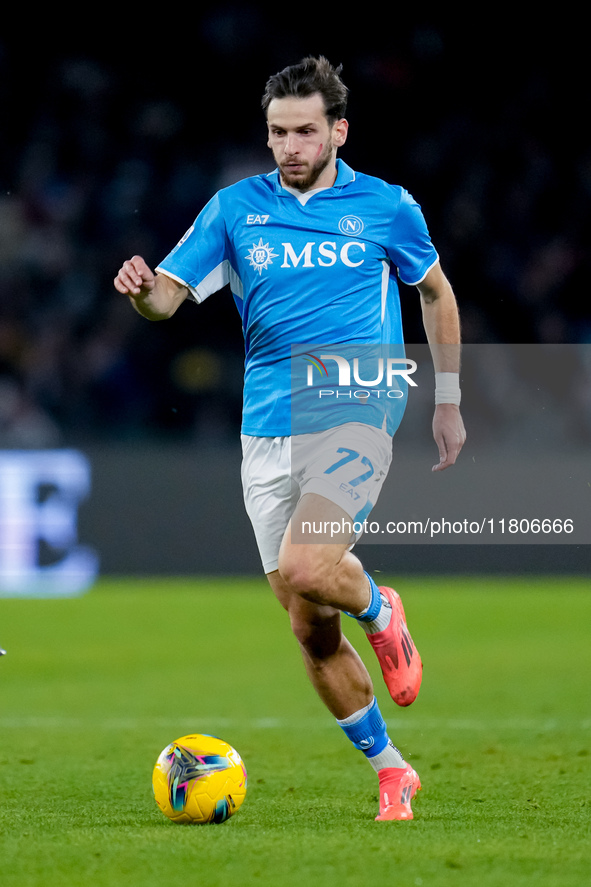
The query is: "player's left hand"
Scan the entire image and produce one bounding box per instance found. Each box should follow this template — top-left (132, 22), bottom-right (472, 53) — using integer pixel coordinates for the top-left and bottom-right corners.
top-left (431, 403), bottom-right (466, 472)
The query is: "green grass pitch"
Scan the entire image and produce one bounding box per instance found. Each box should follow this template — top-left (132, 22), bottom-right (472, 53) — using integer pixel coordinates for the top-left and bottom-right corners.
top-left (1, 576), bottom-right (590, 886)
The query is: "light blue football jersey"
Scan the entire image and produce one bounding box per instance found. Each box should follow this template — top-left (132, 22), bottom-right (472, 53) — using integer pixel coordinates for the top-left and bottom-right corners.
top-left (156, 160), bottom-right (438, 437)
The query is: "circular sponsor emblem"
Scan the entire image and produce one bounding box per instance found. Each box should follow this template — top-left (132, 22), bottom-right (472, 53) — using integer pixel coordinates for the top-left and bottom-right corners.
top-left (245, 238), bottom-right (279, 275)
top-left (338, 215), bottom-right (364, 237)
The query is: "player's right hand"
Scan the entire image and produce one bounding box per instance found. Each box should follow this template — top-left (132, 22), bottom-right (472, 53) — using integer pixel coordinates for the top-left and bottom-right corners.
top-left (114, 256), bottom-right (155, 297)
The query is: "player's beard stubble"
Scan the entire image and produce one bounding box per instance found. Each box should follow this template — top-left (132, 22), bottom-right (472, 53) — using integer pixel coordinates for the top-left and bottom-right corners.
top-left (278, 141), bottom-right (335, 191)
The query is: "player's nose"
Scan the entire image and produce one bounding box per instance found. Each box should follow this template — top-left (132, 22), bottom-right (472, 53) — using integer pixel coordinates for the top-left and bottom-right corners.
top-left (284, 133), bottom-right (299, 155)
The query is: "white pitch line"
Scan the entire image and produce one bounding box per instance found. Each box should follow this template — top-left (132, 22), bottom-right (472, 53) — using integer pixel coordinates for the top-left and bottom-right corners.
top-left (0, 715), bottom-right (588, 731)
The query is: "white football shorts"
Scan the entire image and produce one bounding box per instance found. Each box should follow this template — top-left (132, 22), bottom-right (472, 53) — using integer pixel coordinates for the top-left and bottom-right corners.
top-left (241, 422), bottom-right (393, 573)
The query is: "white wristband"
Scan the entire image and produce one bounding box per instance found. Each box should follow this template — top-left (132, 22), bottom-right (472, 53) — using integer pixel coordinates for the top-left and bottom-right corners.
top-left (435, 372), bottom-right (461, 405)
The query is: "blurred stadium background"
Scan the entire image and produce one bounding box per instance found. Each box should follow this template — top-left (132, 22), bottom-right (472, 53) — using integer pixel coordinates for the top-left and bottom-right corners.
top-left (0, 11), bottom-right (589, 591)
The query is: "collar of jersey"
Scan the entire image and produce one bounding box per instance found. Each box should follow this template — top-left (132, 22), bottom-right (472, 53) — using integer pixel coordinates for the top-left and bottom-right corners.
top-left (266, 159), bottom-right (356, 197)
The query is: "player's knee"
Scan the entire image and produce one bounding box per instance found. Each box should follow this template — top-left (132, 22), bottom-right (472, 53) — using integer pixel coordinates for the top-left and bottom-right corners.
top-left (277, 551), bottom-right (331, 603)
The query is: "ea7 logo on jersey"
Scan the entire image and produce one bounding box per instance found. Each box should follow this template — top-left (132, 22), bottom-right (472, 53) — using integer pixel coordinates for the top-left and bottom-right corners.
top-left (246, 214), bottom-right (270, 225)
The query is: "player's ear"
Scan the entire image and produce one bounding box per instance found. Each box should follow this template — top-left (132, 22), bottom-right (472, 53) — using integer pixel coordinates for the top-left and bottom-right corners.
top-left (333, 118), bottom-right (348, 148)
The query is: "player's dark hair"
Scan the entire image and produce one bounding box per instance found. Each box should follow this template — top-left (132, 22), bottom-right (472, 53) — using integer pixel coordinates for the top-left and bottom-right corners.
top-left (262, 56), bottom-right (348, 124)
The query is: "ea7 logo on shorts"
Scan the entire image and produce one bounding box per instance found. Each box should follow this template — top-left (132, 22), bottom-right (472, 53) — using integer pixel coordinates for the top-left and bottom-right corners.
top-left (338, 215), bottom-right (364, 236)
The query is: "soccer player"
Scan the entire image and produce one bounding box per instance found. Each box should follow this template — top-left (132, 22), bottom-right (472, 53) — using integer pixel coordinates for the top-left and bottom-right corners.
top-left (114, 57), bottom-right (465, 821)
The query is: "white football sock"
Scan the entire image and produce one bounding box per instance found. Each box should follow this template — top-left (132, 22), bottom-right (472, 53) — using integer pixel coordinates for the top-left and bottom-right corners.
top-left (367, 740), bottom-right (406, 773)
top-left (357, 591), bottom-right (393, 635)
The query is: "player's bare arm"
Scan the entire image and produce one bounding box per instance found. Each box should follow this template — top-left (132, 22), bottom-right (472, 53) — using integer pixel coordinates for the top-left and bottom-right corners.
top-left (417, 262), bottom-right (466, 472)
top-left (114, 255), bottom-right (188, 320)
